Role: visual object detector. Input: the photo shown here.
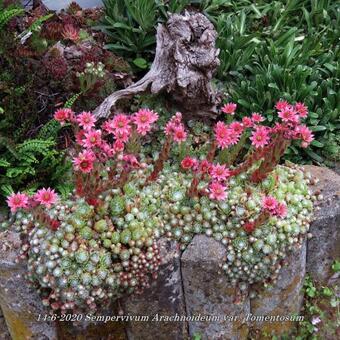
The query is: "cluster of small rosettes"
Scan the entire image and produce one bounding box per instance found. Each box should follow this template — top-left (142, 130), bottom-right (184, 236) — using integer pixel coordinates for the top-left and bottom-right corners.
top-left (154, 163), bottom-right (315, 288)
top-left (10, 161), bottom-right (315, 313)
top-left (12, 174), bottom-right (163, 313)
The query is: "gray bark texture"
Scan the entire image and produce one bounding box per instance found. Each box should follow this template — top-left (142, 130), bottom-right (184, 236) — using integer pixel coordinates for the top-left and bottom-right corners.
top-left (93, 11), bottom-right (220, 119)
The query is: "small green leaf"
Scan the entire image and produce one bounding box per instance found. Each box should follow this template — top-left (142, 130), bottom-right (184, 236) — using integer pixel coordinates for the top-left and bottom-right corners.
top-left (309, 126), bottom-right (327, 132)
top-left (311, 140), bottom-right (324, 148)
top-left (332, 260), bottom-right (340, 273)
top-left (133, 57), bottom-right (148, 69)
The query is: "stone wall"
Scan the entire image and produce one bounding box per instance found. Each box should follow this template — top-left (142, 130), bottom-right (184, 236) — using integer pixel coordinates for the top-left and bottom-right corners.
top-left (0, 166), bottom-right (339, 340)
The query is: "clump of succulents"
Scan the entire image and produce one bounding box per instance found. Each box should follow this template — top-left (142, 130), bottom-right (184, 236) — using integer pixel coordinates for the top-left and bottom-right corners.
top-left (6, 100), bottom-right (315, 313)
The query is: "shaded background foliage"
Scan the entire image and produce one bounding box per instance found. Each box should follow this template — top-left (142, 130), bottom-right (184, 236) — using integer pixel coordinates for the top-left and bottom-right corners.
top-left (99, 0), bottom-right (339, 164)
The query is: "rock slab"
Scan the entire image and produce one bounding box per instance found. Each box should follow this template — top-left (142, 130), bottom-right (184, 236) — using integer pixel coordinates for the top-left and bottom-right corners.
top-left (123, 239), bottom-right (188, 340)
top-left (0, 231), bottom-right (57, 340)
top-left (305, 166), bottom-right (340, 284)
top-left (181, 235), bottom-right (250, 340)
top-left (250, 240), bottom-right (307, 337)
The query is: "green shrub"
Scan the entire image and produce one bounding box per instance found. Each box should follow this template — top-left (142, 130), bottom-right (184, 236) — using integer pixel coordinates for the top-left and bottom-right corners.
top-left (215, 0), bottom-right (339, 163)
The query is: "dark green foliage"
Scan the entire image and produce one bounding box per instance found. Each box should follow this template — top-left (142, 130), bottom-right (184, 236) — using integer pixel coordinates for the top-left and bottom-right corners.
top-left (0, 130), bottom-right (72, 199)
top-left (98, 0), bottom-right (231, 71)
top-left (215, 0), bottom-right (339, 163)
top-left (100, 0), bottom-right (339, 163)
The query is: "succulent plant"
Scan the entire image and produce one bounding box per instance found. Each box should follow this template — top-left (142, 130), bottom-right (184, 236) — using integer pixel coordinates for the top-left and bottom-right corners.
top-left (10, 160), bottom-right (315, 313)
top-left (6, 102), bottom-right (316, 313)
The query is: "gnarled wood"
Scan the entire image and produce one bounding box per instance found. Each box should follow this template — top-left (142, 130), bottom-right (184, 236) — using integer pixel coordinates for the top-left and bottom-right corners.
top-left (94, 11), bottom-right (220, 119)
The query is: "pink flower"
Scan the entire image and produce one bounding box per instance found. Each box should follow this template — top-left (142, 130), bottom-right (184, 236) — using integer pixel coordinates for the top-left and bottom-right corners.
top-left (165, 112), bottom-right (183, 136)
top-left (133, 108), bottom-right (158, 135)
top-left (229, 121), bottom-right (244, 134)
top-left (173, 126), bottom-right (187, 143)
top-left (113, 139), bottom-right (124, 152)
top-left (209, 182), bottom-right (228, 201)
top-left (123, 154), bottom-right (140, 168)
top-left (250, 126), bottom-right (270, 148)
top-left (262, 196), bottom-right (278, 213)
top-left (75, 130), bottom-right (86, 145)
top-left (214, 122), bottom-right (231, 149)
top-left (199, 160), bottom-right (211, 174)
top-left (35, 188), bottom-right (58, 208)
top-left (275, 100), bottom-right (289, 111)
top-left (295, 125), bottom-right (314, 148)
top-left (82, 129), bottom-right (102, 148)
top-left (100, 142), bottom-right (116, 158)
top-left (6, 192), bottom-right (29, 213)
top-left (73, 150), bottom-right (96, 173)
top-left (274, 202), bottom-right (287, 218)
top-left (77, 112), bottom-right (96, 130)
top-left (104, 114), bottom-right (131, 135)
top-left (251, 112), bottom-right (265, 124)
top-left (242, 117), bottom-right (253, 128)
top-left (54, 108), bottom-right (73, 124)
top-left (221, 102), bottom-right (237, 115)
top-left (181, 156), bottom-right (197, 170)
top-left (294, 102), bottom-right (308, 118)
top-left (209, 163), bottom-right (230, 181)
top-left (278, 107), bottom-right (299, 123)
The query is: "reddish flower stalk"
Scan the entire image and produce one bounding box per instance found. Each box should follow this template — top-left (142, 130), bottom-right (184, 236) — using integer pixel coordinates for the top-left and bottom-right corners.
top-left (186, 141), bottom-right (216, 200)
top-left (243, 210), bottom-right (270, 234)
top-left (75, 173), bottom-right (84, 196)
top-left (147, 136), bottom-right (172, 182)
top-left (250, 134), bottom-right (290, 183)
top-left (207, 140), bottom-right (217, 163)
top-left (229, 148), bottom-right (265, 177)
top-left (187, 176), bottom-right (200, 198)
top-left (32, 209), bottom-right (60, 231)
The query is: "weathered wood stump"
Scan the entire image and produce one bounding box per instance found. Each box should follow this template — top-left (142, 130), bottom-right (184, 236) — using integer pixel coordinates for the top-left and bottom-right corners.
top-left (94, 11), bottom-right (220, 120)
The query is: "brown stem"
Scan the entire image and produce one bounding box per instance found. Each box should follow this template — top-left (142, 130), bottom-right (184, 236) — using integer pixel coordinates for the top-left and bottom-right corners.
top-left (207, 140), bottom-right (217, 163)
top-left (251, 134), bottom-right (290, 183)
top-left (187, 176), bottom-right (200, 198)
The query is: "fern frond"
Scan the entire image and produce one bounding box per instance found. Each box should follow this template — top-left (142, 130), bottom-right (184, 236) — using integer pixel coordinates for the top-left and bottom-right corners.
top-left (37, 119), bottom-right (63, 140)
top-left (0, 135), bottom-right (19, 158)
top-left (18, 13), bottom-right (54, 37)
top-left (0, 184), bottom-right (13, 197)
top-left (0, 158), bottom-right (10, 167)
top-left (17, 138), bottom-right (56, 156)
top-left (0, 7), bottom-right (24, 30)
top-left (64, 92), bottom-right (82, 108)
top-left (56, 183), bottom-right (74, 199)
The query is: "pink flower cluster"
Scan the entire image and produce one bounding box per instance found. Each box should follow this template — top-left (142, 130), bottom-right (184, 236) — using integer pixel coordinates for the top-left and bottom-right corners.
top-left (7, 188), bottom-right (58, 213)
top-left (165, 112), bottom-right (187, 143)
top-left (181, 157), bottom-right (230, 201)
top-left (54, 108), bottom-right (159, 175)
top-left (262, 195), bottom-right (287, 218)
top-left (214, 121), bottom-right (243, 149)
top-left (215, 100), bottom-right (313, 150)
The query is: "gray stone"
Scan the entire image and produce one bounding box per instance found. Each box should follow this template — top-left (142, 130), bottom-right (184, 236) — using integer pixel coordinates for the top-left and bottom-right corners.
top-left (0, 230), bottom-right (57, 340)
top-left (305, 166), bottom-right (340, 284)
top-left (181, 235), bottom-right (250, 340)
top-left (250, 240), bottom-right (306, 337)
top-left (56, 304), bottom-right (127, 340)
top-left (123, 238), bottom-right (188, 340)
